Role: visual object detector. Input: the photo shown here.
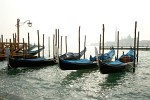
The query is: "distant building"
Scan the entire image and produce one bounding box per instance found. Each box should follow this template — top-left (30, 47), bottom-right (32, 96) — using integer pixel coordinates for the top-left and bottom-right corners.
top-left (91, 34), bottom-right (150, 47)
top-left (139, 40), bottom-right (150, 47)
top-left (107, 34), bottom-right (150, 47)
top-left (119, 34), bottom-right (133, 46)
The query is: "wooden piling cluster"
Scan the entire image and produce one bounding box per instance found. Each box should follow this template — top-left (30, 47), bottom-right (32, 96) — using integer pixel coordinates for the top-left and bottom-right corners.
top-left (0, 41), bottom-right (29, 59)
top-left (0, 30), bottom-right (44, 60)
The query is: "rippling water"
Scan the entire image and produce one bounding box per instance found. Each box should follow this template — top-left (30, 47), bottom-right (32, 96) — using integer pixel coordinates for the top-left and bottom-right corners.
top-left (0, 47), bottom-right (150, 100)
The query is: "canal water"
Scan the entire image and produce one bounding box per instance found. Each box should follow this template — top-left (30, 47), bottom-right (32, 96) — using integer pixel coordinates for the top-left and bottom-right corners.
top-left (0, 46), bottom-right (150, 100)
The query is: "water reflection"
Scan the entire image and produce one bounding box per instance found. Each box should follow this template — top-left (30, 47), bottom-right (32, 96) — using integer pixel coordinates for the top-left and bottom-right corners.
top-left (0, 92), bottom-right (24, 100)
top-left (61, 68), bottom-right (98, 85)
top-left (100, 72), bottom-right (126, 89)
top-left (0, 65), bottom-right (54, 76)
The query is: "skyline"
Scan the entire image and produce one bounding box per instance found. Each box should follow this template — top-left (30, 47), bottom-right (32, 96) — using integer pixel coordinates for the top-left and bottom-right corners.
top-left (0, 0), bottom-right (150, 47)
top-left (90, 33), bottom-right (150, 46)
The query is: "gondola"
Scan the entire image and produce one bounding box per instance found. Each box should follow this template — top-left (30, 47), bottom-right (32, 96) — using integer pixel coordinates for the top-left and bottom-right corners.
top-left (98, 48), bottom-right (135, 74)
top-left (59, 47), bottom-right (87, 60)
top-left (8, 57), bottom-right (56, 68)
top-left (28, 47), bottom-right (44, 56)
top-left (59, 58), bottom-right (97, 70)
top-left (90, 48), bottom-right (115, 62)
top-left (58, 48), bottom-right (115, 70)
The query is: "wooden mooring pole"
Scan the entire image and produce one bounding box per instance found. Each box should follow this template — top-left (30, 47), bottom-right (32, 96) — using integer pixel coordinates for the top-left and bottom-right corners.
top-left (48, 36), bottom-right (50, 58)
top-left (60, 36), bottom-right (63, 55)
top-left (84, 35), bottom-right (86, 59)
top-left (133, 21), bottom-right (137, 72)
top-left (17, 19), bottom-right (20, 50)
top-left (37, 30), bottom-right (40, 58)
top-left (102, 24), bottom-right (105, 62)
top-left (99, 34), bottom-right (101, 54)
top-left (23, 38), bottom-right (25, 58)
top-left (78, 26), bottom-right (81, 59)
top-left (53, 34), bottom-right (55, 58)
top-left (43, 34), bottom-right (44, 58)
top-left (65, 36), bottom-right (67, 53)
top-left (28, 32), bottom-right (30, 53)
top-left (137, 31), bottom-right (140, 63)
top-left (117, 31), bottom-right (119, 59)
top-left (58, 29), bottom-right (59, 49)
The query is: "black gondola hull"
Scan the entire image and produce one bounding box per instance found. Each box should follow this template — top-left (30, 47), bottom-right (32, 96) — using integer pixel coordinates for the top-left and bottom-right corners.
top-left (8, 57), bottom-right (57, 68)
top-left (59, 58), bottom-right (97, 70)
top-left (99, 62), bottom-right (133, 74)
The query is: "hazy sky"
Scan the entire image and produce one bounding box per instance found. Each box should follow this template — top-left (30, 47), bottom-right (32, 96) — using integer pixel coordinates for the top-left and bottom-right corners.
top-left (0, 0), bottom-right (150, 47)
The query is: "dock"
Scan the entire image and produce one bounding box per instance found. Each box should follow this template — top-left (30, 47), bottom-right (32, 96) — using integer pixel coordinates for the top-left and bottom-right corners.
top-left (103, 46), bottom-right (150, 51)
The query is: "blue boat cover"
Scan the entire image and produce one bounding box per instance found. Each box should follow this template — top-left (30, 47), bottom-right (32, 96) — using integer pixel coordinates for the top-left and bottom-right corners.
top-left (63, 59), bottom-right (93, 64)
